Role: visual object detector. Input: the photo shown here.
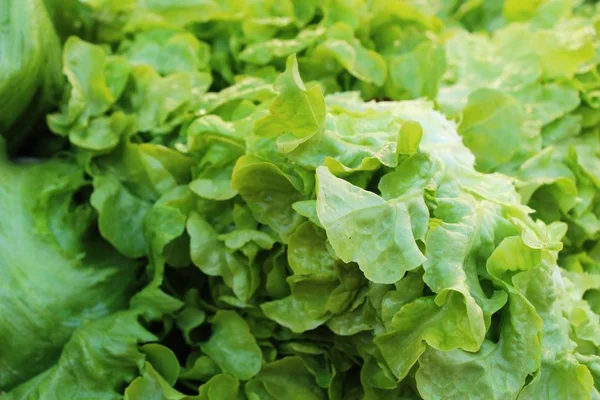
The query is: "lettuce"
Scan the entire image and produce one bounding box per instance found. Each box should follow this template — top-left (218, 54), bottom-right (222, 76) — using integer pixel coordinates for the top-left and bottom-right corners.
top-left (2, 1), bottom-right (600, 399)
top-left (0, 142), bottom-right (139, 390)
top-left (0, 0), bottom-right (64, 153)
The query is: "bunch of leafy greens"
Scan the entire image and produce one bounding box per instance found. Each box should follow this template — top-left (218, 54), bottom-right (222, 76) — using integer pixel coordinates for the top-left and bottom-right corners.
top-left (2, 0), bottom-right (600, 399)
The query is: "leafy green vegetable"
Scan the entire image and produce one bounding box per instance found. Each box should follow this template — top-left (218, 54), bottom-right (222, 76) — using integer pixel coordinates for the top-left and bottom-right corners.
top-left (0, 0), bottom-right (63, 152)
top-left (0, 146), bottom-right (138, 390)
top-left (3, 1), bottom-right (600, 399)
top-left (316, 166), bottom-right (425, 284)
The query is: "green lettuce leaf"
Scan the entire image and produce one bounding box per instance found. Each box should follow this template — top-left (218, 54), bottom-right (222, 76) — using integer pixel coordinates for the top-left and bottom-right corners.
top-left (0, 0), bottom-right (63, 152)
top-left (0, 151), bottom-right (138, 390)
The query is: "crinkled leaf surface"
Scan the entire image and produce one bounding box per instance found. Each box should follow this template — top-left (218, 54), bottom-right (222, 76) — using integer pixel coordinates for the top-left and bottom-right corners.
top-left (3, 1), bottom-right (600, 399)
